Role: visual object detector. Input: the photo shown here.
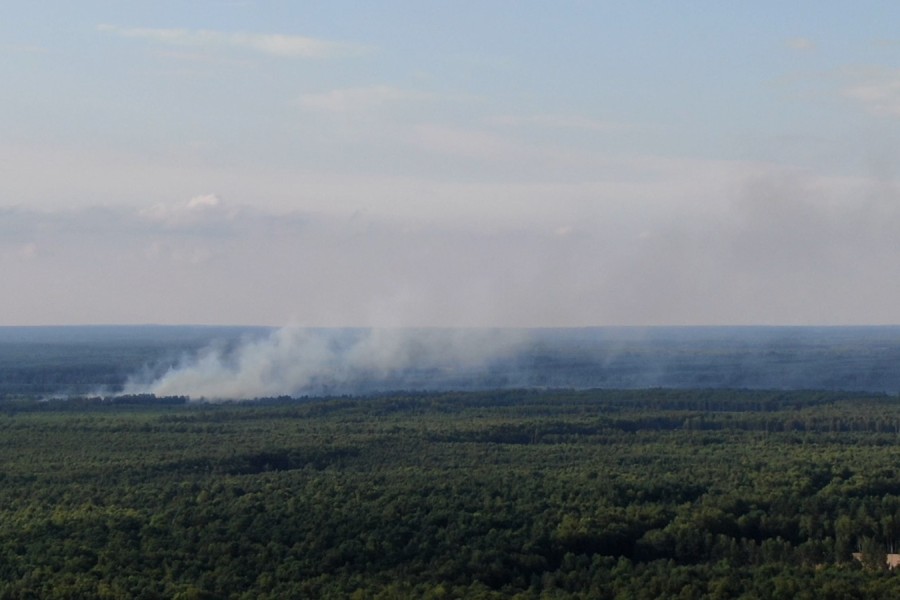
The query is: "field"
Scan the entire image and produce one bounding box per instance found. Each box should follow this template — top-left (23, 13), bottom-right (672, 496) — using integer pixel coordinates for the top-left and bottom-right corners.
top-left (3, 390), bottom-right (900, 598)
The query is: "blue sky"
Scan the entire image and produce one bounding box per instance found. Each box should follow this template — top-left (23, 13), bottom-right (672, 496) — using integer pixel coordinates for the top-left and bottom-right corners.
top-left (3, 2), bottom-right (900, 326)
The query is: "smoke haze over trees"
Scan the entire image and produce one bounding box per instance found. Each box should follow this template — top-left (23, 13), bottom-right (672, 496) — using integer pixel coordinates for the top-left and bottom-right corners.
top-left (4, 326), bottom-right (900, 400)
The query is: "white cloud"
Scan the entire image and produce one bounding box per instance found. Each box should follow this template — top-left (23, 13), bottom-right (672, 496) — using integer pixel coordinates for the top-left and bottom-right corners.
top-left (186, 193), bottom-right (221, 209)
top-left (408, 123), bottom-right (528, 162)
top-left (9, 44), bottom-right (50, 55)
top-left (489, 113), bottom-right (626, 132)
top-left (2, 242), bottom-right (39, 261)
top-left (842, 68), bottom-right (900, 117)
top-left (138, 194), bottom-right (238, 229)
top-left (399, 123), bottom-right (714, 190)
top-left (298, 86), bottom-right (431, 112)
top-left (18, 242), bottom-right (38, 259)
top-left (786, 37), bottom-right (815, 51)
top-left (97, 24), bottom-right (370, 59)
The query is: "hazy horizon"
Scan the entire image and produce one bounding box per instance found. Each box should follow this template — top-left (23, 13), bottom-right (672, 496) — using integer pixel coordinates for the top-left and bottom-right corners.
top-left (8, 323), bottom-right (900, 331)
top-left (5, 3), bottom-right (900, 327)
top-left (5, 324), bottom-right (900, 399)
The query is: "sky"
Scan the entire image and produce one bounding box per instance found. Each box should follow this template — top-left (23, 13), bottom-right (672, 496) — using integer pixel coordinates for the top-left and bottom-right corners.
top-left (4, 1), bottom-right (900, 327)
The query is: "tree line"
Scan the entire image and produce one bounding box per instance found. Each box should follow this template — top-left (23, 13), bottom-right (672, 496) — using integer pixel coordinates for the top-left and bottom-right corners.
top-left (0, 389), bottom-right (900, 597)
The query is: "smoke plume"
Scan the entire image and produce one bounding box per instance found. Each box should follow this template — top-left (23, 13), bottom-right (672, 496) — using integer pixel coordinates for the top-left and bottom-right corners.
top-left (123, 327), bottom-right (529, 400)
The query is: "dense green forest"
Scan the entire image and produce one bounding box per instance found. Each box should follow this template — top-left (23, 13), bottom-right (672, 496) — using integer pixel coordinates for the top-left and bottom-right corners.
top-left (4, 389), bottom-right (900, 598)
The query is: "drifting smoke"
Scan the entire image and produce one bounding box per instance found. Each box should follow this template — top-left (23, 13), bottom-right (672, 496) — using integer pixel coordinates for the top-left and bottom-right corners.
top-left (123, 327), bottom-right (530, 400)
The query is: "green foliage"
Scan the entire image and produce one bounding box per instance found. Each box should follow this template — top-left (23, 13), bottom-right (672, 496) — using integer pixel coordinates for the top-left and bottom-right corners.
top-left (0, 390), bottom-right (899, 597)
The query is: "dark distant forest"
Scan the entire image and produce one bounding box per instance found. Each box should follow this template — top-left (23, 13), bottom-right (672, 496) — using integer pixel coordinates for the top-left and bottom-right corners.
top-left (0, 326), bottom-right (265, 397)
top-left (3, 389), bottom-right (900, 598)
top-left (5, 326), bottom-right (900, 396)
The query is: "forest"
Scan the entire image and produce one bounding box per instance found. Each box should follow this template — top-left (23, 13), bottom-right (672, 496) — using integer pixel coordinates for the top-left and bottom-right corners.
top-left (3, 389), bottom-right (900, 598)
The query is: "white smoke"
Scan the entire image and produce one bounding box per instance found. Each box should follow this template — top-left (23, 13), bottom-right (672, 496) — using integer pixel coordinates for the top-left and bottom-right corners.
top-left (123, 327), bottom-right (530, 400)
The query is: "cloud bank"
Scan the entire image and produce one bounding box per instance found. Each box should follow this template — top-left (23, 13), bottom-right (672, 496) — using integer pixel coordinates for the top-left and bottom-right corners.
top-left (842, 67), bottom-right (900, 117)
top-left (98, 24), bottom-right (370, 58)
top-left (298, 86), bottom-right (432, 113)
top-left (3, 163), bottom-right (900, 329)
